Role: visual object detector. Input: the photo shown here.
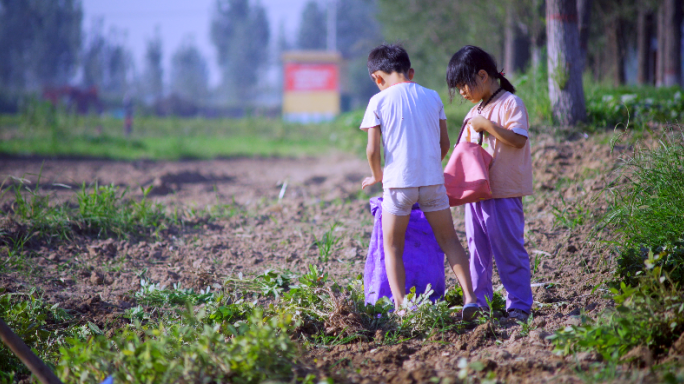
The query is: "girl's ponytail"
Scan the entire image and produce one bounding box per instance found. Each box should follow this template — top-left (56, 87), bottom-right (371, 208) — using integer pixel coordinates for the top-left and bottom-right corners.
top-left (497, 72), bottom-right (516, 94)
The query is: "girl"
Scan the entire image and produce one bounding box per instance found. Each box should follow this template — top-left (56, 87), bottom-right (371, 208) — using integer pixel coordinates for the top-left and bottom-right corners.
top-left (445, 45), bottom-right (533, 321)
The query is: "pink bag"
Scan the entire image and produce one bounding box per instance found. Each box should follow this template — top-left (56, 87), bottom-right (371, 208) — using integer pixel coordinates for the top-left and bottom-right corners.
top-left (444, 118), bottom-right (493, 206)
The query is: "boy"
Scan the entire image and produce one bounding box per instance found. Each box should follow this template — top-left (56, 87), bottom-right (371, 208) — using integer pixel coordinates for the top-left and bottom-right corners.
top-left (360, 44), bottom-right (478, 318)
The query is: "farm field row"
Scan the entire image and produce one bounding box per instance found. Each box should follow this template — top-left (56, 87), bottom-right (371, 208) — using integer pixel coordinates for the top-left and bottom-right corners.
top-left (2, 128), bottom-right (683, 383)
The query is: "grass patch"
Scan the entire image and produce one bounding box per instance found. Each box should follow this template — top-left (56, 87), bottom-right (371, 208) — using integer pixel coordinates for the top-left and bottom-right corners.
top-left (0, 100), bottom-right (367, 160)
top-left (601, 129), bottom-right (684, 286)
top-left (1, 179), bottom-right (168, 248)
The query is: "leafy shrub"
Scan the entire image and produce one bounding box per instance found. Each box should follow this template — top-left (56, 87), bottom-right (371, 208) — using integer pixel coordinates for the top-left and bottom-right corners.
top-left (57, 309), bottom-right (298, 384)
top-left (602, 131), bottom-right (684, 285)
top-left (0, 292), bottom-right (72, 382)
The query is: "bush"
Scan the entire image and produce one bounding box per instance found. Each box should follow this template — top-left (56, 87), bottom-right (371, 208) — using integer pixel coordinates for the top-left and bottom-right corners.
top-left (586, 87), bottom-right (684, 130)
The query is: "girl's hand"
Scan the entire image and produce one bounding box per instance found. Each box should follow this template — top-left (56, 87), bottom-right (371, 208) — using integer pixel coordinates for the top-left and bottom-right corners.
top-left (362, 175), bottom-right (382, 189)
top-left (470, 115), bottom-right (490, 133)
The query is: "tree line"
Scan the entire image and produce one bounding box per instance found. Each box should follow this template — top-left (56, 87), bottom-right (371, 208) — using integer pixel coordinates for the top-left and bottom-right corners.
top-left (378, 0), bottom-right (683, 124)
top-left (0, 0), bottom-right (383, 113)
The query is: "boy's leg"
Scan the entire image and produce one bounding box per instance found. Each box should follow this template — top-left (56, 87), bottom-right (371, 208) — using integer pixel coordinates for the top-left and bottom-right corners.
top-left (381, 211), bottom-right (411, 307)
top-left (464, 201), bottom-right (495, 308)
top-left (422, 208), bottom-right (476, 305)
top-left (418, 185), bottom-right (476, 305)
top-left (381, 188), bottom-right (417, 307)
top-left (483, 198), bottom-right (533, 312)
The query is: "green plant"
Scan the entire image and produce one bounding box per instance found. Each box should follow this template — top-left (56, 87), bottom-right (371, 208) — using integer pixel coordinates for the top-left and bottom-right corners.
top-left (516, 313), bottom-right (536, 337)
top-left (548, 266), bottom-right (684, 363)
top-left (0, 292), bottom-right (73, 381)
top-left (314, 223), bottom-right (342, 262)
top-left (134, 279), bottom-right (215, 306)
top-left (57, 308), bottom-right (299, 384)
top-left (551, 195), bottom-right (592, 231)
top-left (394, 285), bottom-right (461, 338)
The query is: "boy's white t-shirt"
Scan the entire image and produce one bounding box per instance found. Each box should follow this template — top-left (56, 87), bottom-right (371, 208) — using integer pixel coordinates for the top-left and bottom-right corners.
top-left (360, 82), bottom-right (446, 189)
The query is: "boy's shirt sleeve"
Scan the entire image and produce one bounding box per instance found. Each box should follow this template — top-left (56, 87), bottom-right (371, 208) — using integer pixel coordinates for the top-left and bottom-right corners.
top-left (360, 96), bottom-right (381, 129)
top-left (501, 97), bottom-right (530, 137)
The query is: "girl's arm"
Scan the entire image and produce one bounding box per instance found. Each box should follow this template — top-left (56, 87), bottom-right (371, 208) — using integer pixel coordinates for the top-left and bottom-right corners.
top-left (362, 125), bottom-right (383, 189)
top-left (439, 119), bottom-right (450, 160)
top-left (469, 115), bottom-right (527, 149)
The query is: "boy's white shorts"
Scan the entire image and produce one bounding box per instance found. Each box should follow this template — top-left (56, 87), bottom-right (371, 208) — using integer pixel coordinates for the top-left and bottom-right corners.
top-left (381, 184), bottom-right (450, 216)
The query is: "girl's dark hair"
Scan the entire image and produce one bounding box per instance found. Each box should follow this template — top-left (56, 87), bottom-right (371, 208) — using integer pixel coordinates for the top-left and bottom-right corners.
top-left (445, 45), bottom-right (516, 101)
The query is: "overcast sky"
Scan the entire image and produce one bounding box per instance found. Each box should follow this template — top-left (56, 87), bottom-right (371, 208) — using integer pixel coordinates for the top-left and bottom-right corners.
top-left (81, 0), bottom-right (314, 87)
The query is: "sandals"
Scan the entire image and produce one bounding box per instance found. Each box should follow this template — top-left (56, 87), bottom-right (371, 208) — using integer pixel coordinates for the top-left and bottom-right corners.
top-left (462, 303), bottom-right (481, 322)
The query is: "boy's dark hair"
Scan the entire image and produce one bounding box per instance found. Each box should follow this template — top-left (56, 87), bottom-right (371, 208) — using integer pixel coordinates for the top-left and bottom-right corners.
top-left (445, 45), bottom-right (516, 101)
top-left (367, 44), bottom-right (411, 77)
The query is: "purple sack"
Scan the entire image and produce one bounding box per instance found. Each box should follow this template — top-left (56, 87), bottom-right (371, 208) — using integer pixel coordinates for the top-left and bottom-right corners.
top-left (364, 197), bottom-right (446, 305)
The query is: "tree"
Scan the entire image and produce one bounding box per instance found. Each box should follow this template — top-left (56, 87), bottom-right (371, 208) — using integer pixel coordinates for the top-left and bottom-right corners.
top-left (82, 23), bottom-right (132, 97)
top-left (170, 40), bottom-right (209, 102)
top-left (298, 1), bottom-right (327, 49)
top-left (211, 0), bottom-right (270, 105)
top-left (662, 0), bottom-right (682, 86)
top-left (0, 0), bottom-right (82, 90)
top-left (576, 0), bottom-right (591, 72)
top-left (504, 2), bottom-right (532, 75)
top-left (143, 30), bottom-right (164, 101)
top-left (336, 0), bottom-right (382, 58)
top-left (637, 3), bottom-right (655, 85)
top-left (546, 0), bottom-right (586, 125)
top-left (377, 0), bottom-right (507, 90)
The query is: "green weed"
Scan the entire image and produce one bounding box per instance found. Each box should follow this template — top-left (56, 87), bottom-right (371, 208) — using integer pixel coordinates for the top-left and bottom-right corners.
top-left (314, 223), bottom-right (342, 262)
top-left (548, 266), bottom-right (684, 363)
top-left (551, 195), bottom-right (592, 231)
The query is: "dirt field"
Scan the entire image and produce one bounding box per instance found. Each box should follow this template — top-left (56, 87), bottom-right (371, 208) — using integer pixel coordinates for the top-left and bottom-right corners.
top-left (1, 133), bottom-right (674, 383)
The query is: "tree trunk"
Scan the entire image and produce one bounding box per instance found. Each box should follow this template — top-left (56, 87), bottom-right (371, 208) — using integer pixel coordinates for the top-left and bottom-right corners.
top-left (606, 15), bottom-right (626, 86)
top-left (637, 6), bottom-right (654, 85)
top-left (656, 3), bottom-right (666, 87)
top-left (531, 0), bottom-right (546, 71)
top-left (504, 7), bottom-right (531, 75)
top-left (546, 0), bottom-right (586, 125)
top-left (663, 0), bottom-right (682, 86)
top-left (576, 0), bottom-right (591, 72)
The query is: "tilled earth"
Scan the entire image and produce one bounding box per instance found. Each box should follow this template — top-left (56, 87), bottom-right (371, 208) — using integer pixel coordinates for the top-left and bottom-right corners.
top-left (1, 132), bottom-right (681, 383)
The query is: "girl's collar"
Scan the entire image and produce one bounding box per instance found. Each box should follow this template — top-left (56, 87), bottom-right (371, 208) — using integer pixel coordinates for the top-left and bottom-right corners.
top-left (477, 88), bottom-right (506, 113)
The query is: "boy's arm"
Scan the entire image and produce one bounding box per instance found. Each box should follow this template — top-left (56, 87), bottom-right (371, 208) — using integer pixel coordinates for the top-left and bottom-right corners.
top-left (362, 125), bottom-right (383, 189)
top-left (469, 115), bottom-right (527, 149)
top-left (439, 119), bottom-right (450, 160)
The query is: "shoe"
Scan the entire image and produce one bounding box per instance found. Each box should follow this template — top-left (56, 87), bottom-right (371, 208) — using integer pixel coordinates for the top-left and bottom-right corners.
top-left (462, 303), bottom-right (481, 322)
top-left (507, 308), bottom-right (530, 322)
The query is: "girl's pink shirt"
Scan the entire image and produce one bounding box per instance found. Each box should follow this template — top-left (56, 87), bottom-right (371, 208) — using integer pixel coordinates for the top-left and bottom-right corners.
top-left (460, 91), bottom-right (533, 199)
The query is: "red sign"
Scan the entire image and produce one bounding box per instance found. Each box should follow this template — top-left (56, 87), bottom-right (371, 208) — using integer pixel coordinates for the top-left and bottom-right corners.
top-left (284, 63), bottom-right (338, 92)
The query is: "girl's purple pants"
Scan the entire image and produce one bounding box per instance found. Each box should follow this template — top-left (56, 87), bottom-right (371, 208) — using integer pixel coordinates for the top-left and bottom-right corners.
top-left (465, 197), bottom-right (533, 312)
